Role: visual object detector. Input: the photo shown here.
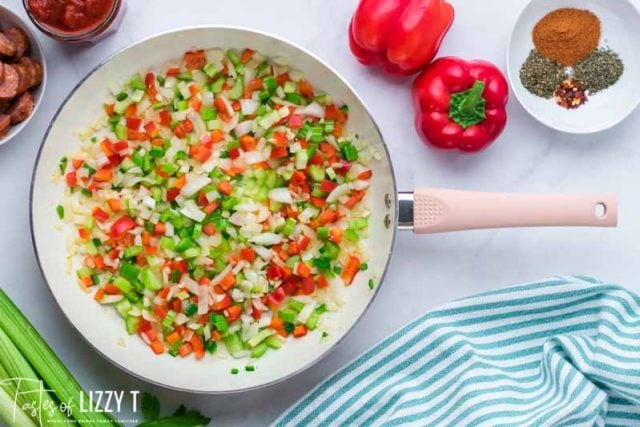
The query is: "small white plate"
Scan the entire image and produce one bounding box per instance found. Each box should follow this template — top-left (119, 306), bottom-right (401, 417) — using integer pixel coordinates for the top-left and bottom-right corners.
top-left (0, 5), bottom-right (46, 147)
top-left (507, 0), bottom-right (640, 134)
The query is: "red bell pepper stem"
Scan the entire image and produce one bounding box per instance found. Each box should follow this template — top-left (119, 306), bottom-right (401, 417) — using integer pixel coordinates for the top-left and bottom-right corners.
top-left (458, 81), bottom-right (485, 118)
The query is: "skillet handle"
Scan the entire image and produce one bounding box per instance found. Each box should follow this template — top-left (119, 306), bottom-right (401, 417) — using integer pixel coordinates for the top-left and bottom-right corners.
top-left (400, 188), bottom-right (617, 234)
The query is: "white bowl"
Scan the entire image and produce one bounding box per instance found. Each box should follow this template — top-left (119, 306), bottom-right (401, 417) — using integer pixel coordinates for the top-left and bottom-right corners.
top-left (507, 0), bottom-right (640, 134)
top-left (0, 5), bottom-right (46, 147)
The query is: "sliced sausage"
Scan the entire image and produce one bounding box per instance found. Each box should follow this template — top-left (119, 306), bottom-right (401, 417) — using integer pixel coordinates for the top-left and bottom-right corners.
top-left (0, 114), bottom-right (10, 139)
top-left (19, 57), bottom-right (43, 89)
top-left (0, 113), bottom-right (10, 129)
top-left (0, 62), bottom-right (4, 83)
top-left (4, 28), bottom-right (29, 60)
top-left (6, 92), bottom-right (33, 124)
top-left (0, 64), bottom-right (18, 100)
top-left (11, 63), bottom-right (30, 95)
top-left (0, 33), bottom-right (15, 57)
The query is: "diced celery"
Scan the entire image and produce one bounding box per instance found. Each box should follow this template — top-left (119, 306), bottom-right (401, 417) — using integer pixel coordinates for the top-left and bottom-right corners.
top-left (251, 342), bottom-right (268, 358)
top-left (247, 329), bottom-right (274, 348)
top-left (131, 90), bottom-right (145, 103)
top-left (119, 263), bottom-right (140, 283)
top-left (123, 245), bottom-right (143, 258)
top-left (203, 63), bottom-right (218, 78)
top-left (84, 240), bottom-right (99, 256)
top-left (125, 316), bottom-right (139, 335)
top-left (200, 106), bottom-right (216, 121)
top-left (306, 310), bottom-right (320, 330)
top-left (211, 77), bottom-right (225, 93)
top-left (227, 49), bottom-right (241, 65)
top-left (140, 267), bottom-right (163, 291)
top-left (288, 299), bottom-right (304, 312)
top-left (278, 309), bottom-right (297, 323)
top-left (283, 81), bottom-right (296, 93)
top-left (227, 78), bottom-right (243, 100)
top-left (295, 149), bottom-right (308, 170)
top-left (223, 332), bottom-right (244, 357)
top-left (129, 73), bottom-right (146, 91)
top-left (263, 76), bottom-right (278, 92)
top-left (183, 247), bottom-right (201, 259)
top-left (115, 124), bottom-right (128, 140)
top-left (114, 98), bottom-right (133, 115)
top-left (120, 157), bottom-right (136, 171)
top-left (316, 227), bottom-right (329, 240)
top-left (344, 228), bottom-right (359, 242)
top-left (265, 335), bottom-right (284, 349)
top-left (309, 165), bottom-right (325, 182)
top-left (162, 310), bottom-right (176, 329)
top-left (115, 299), bottom-right (131, 318)
top-left (257, 110), bottom-right (280, 129)
top-left (113, 277), bottom-right (133, 294)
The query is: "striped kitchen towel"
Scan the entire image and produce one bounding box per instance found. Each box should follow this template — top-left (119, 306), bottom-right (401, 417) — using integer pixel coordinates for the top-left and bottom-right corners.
top-left (274, 276), bottom-right (640, 426)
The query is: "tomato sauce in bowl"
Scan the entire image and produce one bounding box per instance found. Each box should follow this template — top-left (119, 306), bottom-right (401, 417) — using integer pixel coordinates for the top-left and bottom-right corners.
top-left (24, 0), bottom-right (125, 43)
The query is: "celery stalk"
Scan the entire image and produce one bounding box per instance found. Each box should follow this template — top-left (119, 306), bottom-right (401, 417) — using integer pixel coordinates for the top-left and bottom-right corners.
top-left (0, 383), bottom-right (37, 427)
top-left (0, 327), bottom-right (71, 426)
top-left (0, 290), bottom-right (121, 426)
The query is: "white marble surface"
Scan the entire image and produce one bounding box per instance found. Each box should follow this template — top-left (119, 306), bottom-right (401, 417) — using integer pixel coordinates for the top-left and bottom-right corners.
top-left (1, 0), bottom-right (639, 424)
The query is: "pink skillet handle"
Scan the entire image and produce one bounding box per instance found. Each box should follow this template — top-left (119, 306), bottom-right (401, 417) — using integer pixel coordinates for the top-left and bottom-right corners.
top-left (412, 188), bottom-right (618, 234)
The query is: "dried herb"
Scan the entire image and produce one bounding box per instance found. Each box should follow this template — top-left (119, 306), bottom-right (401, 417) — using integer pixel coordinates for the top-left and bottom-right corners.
top-left (520, 50), bottom-right (567, 98)
top-left (554, 79), bottom-right (588, 109)
top-left (573, 48), bottom-right (624, 94)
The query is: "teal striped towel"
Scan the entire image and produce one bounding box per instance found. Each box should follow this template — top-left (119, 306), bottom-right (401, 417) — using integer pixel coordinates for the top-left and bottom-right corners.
top-left (274, 276), bottom-right (640, 426)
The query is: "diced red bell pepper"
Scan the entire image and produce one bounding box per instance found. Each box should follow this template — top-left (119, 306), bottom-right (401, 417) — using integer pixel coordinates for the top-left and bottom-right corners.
top-left (110, 216), bottom-right (136, 237)
top-left (113, 140), bottom-right (129, 152)
top-left (271, 146), bottom-right (288, 159)
top-left (266, 265), bottom-right (284, 281)
top-left (92, 207), bottom-right (109, 223)
top-left (320, 179), bottom-right (338, 193)
top-left (301, 277), bottom-right (315, 295)
top-left (65, 171), bottom-right (77, 187)
top-left (266, 286), bottom-right (286, 306)
top-left (166, 188), bottom-right (180, 202)
top-left (159, 111), bottom-right (172, 127)
top-left (228, 147), bottom-right (240, 159)
top-left (126, 117), bottom-right (142, 130)
top-left (288, 114), bottom-right (303, 129)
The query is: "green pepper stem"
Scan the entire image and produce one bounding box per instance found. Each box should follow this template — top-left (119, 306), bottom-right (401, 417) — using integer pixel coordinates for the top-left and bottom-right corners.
top-left (459, 81), bottom-right (486, 117)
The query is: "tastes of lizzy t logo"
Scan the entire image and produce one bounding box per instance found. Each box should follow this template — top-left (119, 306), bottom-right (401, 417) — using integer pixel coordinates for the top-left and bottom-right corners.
top-left (1, 377), bottom-right (140, 425)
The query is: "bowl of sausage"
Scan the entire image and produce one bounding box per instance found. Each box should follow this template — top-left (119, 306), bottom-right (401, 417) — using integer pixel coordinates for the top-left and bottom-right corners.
top-left (0, 5), bottom-right (45, 146)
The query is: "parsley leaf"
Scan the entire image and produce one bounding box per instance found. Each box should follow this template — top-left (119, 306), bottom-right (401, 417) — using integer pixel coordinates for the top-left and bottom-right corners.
top-left (136, 394), bottom-right (211, 426)
top-left (141, 392), bottom-right (160, 421)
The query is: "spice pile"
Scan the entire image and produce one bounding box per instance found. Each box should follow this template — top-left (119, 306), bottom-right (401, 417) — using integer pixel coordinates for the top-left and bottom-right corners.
top-left (519, 8), bottom-right (624, 109)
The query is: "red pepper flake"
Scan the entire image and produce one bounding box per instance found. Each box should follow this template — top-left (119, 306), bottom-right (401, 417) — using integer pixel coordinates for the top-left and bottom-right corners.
top-left (554, 79), bottom-right (588, 109)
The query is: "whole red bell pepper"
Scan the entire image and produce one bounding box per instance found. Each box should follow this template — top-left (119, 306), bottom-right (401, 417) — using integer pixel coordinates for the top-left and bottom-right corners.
top-left (412, 57), bottom-right (509, 152)
top-left (349, 0), bottom-right (454, 76)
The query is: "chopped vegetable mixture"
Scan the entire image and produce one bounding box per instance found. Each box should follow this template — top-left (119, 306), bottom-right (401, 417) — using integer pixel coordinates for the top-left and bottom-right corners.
top-left (58, 48), bottom-right (374, 360)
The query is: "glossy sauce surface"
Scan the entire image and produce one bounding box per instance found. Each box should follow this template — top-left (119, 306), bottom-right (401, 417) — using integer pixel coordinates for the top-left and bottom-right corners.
top-left (28, 0), bottom-right (115, 34)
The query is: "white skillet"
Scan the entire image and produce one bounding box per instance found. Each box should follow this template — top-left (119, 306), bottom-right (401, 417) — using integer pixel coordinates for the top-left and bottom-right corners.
top-left (30, 27), bottom-right (617, 393)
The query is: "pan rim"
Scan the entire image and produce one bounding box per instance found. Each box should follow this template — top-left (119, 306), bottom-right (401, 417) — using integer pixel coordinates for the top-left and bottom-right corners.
top-left (29, 24), bottom-right (399, 394)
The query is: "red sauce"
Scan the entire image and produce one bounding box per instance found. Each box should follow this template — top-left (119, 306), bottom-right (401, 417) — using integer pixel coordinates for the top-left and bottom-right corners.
top-left (27, 0), bottom-right (115, 34)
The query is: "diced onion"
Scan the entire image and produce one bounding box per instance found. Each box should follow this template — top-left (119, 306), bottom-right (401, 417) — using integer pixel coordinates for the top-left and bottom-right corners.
top-left (180, 200), bottom-right (206, 222)
top-left (250, 233), bottom-right (283, 246)
top-left (302, 102), bottom-right (325, 118)
top-left (181, 175), bottom-right (210, 197)
top-left (327, 183), bottom-right (353, 203)
top-left (235, 120), bottom-right (253, 137)
top-left (240, 99), bottom-right (259, 115)
top-left (268, 188), bottom-right (293, 204)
